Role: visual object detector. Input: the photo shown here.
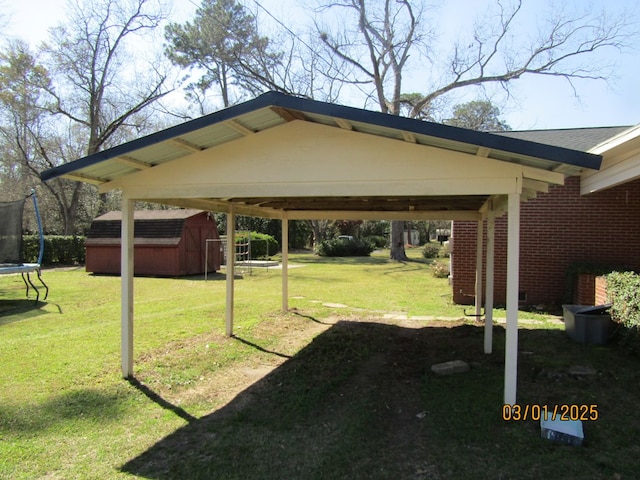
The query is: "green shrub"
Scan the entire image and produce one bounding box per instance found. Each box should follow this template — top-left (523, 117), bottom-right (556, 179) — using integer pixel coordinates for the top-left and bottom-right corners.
top-left (317, 237), bottom-right (375, 257)
top-left (236, 232), bottom-right (280, 259)
top-left (431, 261), bottom-right (450, 278)
top-left (364, 235), bottom-right (387, 248)
top-left (23, 235), bottom-right (86, 265)
top-left (422, 242), bottom-right (440, 259)
top-left (606, 271), bottom-right (640, 354)
top-left (438, 244), bottom-right (450, 258)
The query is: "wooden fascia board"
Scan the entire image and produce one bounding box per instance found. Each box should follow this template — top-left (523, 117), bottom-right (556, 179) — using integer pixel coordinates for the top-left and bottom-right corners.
top-left (581, 151), bottom-right (640, 194)
top-left (104, 177), bottom-right (523, 198)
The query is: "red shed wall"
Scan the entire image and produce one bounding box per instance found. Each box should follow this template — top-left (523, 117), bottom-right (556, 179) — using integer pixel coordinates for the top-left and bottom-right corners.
top-left (451, 176), bottom-right (640, 307)
top-left (85, 212), bottom-right (220, 276)
top-left (86, 244), bottom-right (183, 275)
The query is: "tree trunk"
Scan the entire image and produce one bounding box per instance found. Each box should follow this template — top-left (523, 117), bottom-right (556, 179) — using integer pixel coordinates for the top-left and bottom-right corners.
top-left (307, 220), bottom-right (328, 249)
top-left (390, 220), bottom-right (409, 261)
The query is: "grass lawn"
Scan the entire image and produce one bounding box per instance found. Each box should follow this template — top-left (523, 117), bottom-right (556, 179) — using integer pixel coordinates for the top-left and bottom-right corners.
top-left (1, 250), bottom-right (639, 479)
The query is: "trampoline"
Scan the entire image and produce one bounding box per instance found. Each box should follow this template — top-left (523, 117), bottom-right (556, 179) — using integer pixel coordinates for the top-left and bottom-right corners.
top-left (0, 192), bottom-right (48, 302)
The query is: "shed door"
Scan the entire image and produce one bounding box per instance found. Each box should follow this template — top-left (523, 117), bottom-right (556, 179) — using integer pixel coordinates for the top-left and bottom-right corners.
top-left (185, 225), bottom-right (219, 274)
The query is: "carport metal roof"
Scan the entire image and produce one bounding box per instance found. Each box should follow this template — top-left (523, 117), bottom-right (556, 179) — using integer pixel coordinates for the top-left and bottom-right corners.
top-left (42, 91), bottom-right (600, 220)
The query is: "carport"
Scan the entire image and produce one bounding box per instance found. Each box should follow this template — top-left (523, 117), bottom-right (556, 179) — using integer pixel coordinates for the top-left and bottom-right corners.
top-left (41, 92), bottom-right (601, 405)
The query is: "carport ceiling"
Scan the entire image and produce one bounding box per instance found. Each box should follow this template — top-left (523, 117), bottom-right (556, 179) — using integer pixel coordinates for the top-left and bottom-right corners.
top-left (41, 92), bottom-right (602, 219)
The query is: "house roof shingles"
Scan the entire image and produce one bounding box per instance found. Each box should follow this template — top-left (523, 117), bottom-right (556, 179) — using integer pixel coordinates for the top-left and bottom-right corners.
top-left (494, 126), bottom-right (632, 152)
top-left (87, 209), bottom-right (205, 239)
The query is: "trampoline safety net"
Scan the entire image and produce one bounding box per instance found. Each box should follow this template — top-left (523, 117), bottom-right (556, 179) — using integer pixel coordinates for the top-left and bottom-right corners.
top-left (0, 198), bottom-right (25, 266)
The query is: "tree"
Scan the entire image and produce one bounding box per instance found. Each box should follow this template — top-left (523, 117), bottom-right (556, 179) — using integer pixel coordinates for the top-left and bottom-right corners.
top-left (445, 100), bottom-right (510, 132)
top-left (0, 41), bottom-right (48, 196)
top-left (313, 0), bottom-right (635, 260)
top-left (0, 42), bottom-right (83, 234)
top-left (43, 0), bottom-right (171, 156)
top-left (165, 0), bottom-right (278, 109)
top-left (165, 0), bottom-right (345, 112)
top-left (0, 0), bottom-right (173, 233)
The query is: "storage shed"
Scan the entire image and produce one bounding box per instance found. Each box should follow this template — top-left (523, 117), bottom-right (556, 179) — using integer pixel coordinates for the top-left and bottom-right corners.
top-left (85, 209), bottom-right (220, 276)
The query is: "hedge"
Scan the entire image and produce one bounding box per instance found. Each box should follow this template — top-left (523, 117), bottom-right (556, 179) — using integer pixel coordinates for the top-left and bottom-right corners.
top-left (316, 237), bottom-right (375, 257)
top-left (23, 235), bottom-right (86, 265)
top-left (235, 232), bottom-right (279, 259)
top-left (606, 271), bottom-right (640, 355)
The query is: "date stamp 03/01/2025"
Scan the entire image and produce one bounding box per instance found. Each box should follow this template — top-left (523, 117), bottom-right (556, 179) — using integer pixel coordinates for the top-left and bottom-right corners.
top-left (502, 404), bottom-right (599, 422)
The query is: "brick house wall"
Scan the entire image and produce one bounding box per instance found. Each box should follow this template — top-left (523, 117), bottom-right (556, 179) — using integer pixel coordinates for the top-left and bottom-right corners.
top-left (595, 276), bottom-right (609, 305)
top-left (451, 176), bottom-right (640, 307)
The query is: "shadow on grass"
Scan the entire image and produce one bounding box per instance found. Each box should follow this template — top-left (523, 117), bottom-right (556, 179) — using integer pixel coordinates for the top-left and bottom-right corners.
top-left (290, 255), bottom-right (391, 266)
top-left (0, 299), bottom-right (49, 325)
top-left (0, 388), bottom-right (126, 433)
top-left (232, 336), bottom-right (292, 359)
top-left (291, 309), bottom-right (334, 325)
top-left (120, 321), bottom-right (640, 479)
top-left (128, 377), bottom-right (197, 423)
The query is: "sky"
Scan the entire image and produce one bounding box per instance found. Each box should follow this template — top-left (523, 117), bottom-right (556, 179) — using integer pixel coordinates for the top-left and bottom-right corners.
top-left (3, 0), bottom-right (639, 131)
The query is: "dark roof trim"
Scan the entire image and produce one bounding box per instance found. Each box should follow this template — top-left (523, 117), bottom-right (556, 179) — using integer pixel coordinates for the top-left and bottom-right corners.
top-left (41, 91), bottom-right (601, 182)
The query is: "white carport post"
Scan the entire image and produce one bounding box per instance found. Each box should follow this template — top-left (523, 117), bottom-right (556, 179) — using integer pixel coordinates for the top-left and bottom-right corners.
top-left (504, 192), bottom-right (521, 405)
top-left (282, 214), bottom-right (289, 312)
top-left (121, 195), bottom-right (134, 378)
top-left (474, 219), bottom-right (484, 317)
top-left (226, 207), bottom-right (235, 337)
top-left (484, 207), bottom-right (496, 354)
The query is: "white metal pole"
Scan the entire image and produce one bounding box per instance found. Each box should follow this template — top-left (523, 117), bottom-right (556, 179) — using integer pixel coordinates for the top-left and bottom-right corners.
top-left (484, 208), bottom-right (495, 354)
top-left (475, 219), bottom-right (484, 317)
top-left (282, 215), bottom-right (289, 312)
top-left (226, 208), bottom-right (235, 337)
top-left (121, 196), bottom-right (134, 378)
top-left (504, 193), bottom-right (521, 405)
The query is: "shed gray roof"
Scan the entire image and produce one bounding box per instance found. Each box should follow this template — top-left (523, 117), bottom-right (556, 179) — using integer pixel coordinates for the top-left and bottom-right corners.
top-left (94, 209), bottom-right (205, 221)
top-left (87, 209), bottom-right (207, 239)
top-left (494, 126), bottom-right (632, 152)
